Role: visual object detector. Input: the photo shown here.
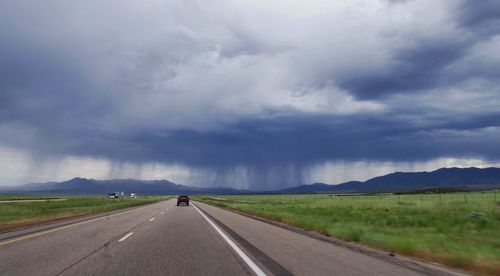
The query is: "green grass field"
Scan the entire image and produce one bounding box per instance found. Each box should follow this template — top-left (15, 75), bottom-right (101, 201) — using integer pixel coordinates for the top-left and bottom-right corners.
top-left (195, 192), bottom-right (500, 275)
top-left (0, 194), bottom-right (67, 200)
top-left (0, 195), bottom-right (167, 232)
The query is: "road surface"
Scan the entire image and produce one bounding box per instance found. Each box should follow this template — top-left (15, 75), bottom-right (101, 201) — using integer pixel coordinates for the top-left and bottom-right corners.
top-left (0, 199), bottom-right (464, 276)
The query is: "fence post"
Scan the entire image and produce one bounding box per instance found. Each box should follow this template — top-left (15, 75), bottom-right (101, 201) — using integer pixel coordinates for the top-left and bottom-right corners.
top-left (464, 193), bottom-right (468, 203)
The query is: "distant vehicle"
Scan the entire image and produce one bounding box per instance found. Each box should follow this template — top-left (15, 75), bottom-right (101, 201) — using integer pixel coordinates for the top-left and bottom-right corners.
top-left (130, 193), bottom-right (137, 198)
top-left (177, 195), bottom-right (189, 206)
top-left (108, 192), bottom-right (119, 199)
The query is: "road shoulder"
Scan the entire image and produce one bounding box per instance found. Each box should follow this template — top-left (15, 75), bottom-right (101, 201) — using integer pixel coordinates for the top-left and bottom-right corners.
top-left (195, 201), bottom-right (469, 276)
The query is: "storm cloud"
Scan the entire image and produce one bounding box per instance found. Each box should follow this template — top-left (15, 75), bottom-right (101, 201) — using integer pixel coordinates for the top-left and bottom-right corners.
top-left (1, 0), bottom-right (500, 189)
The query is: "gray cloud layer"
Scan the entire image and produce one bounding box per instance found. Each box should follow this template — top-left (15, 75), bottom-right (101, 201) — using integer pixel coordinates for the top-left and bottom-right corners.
top-left (1, 0), bottom-right (500, 188)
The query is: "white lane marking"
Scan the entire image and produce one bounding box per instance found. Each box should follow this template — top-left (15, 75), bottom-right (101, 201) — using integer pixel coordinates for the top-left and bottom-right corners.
top-left (192, 203), bottom-right (267, 276)
top-left (0, 201), bottom-right (167, 247)
top-left (118, 232), bottom-right (134, 242)
top-left (149, 217), bottom-right (156, 221)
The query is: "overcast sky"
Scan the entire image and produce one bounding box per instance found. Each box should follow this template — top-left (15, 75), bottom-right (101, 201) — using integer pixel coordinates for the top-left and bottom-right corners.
top-left (1, 0), bottom-right (500, 189)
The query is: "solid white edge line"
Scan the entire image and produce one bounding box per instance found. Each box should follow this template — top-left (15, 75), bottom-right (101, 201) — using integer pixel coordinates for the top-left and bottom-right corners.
top-left (149, 217), bottom-right (156, 221)
top-left (118, 232), bottom-right (134, 242)
top-left (192, 203), bottom-right (267, 276)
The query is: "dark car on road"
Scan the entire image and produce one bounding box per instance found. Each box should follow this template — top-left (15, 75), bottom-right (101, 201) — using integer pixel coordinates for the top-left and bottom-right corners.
top-left (177, 195), bottom-right (190, 206)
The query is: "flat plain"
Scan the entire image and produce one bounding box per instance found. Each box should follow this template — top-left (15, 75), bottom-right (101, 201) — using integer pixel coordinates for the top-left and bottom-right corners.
top-left (196, 191), bottom-right (500, 275)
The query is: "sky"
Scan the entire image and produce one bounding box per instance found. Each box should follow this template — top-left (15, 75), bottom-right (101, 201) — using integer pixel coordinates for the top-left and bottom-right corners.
top-left (1, 0), bottom-right (500, 189)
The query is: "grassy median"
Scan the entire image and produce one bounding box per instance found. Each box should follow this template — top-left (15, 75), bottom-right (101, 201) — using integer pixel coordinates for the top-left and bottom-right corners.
top-left (0, 195), bottom-right (167, 232)
top-left (195, 192), bottom-right (500, 275)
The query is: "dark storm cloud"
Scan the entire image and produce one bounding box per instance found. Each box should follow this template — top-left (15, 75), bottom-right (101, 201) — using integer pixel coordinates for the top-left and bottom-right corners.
top-left (14, 109), bottom-right (500, 167)
top-left (1, 0), bottom-right (500, 188)
top-left (0, 24), bottom-right (114, 126)
top-left (333, 0), bottom-right (500, 100)
top-left (5, 106), bottom-right (500, 189)
top-left (338, 40), bottom-right (466, 99)
top-left (114, 113), bottom-right (500, 165)
top-left (457, 0), bottom-right (500, 34)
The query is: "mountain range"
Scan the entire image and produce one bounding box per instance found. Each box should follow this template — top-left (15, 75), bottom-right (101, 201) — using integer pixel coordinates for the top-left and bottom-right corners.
top-left (2, 167), bottom-right (500, 195)
top-left (2, 178), bottom-right (246, 195)
top-left (278, 167), bottom-right (500, 194)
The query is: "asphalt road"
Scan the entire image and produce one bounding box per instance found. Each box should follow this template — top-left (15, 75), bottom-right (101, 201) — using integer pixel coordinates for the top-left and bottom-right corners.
top-left (0, 199), bottom-right (464, 276)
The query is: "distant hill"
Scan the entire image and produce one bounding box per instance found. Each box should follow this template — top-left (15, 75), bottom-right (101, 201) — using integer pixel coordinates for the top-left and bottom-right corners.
top-left (1, 177), bottom-right (246, 195)
top-left (278, 181), bottom-right (362, 194)
top-left (2, 167), bottom-right (500, 195)
top-left (277, 167), bottom-right (500, 194)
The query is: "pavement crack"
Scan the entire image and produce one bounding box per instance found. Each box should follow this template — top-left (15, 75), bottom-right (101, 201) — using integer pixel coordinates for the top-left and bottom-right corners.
top-left (54, 208), bottom-right (163, 276)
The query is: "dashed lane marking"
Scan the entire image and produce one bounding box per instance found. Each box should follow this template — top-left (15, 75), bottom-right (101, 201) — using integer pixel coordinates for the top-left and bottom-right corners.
top-left (118, 232), bottom-right (134, 242)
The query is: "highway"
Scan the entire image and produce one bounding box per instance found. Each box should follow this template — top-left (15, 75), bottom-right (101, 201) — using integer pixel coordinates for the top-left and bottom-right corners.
top-left (0, 199), bottom-right (464, 276)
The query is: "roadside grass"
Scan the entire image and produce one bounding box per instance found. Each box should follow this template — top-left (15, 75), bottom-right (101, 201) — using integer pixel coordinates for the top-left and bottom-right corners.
top-left (195, 192), bottom-right (500, 275)
top-left (0, 194), bottom-right (72, 201)
top-left (0, 195), bottom-right (168, 232)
